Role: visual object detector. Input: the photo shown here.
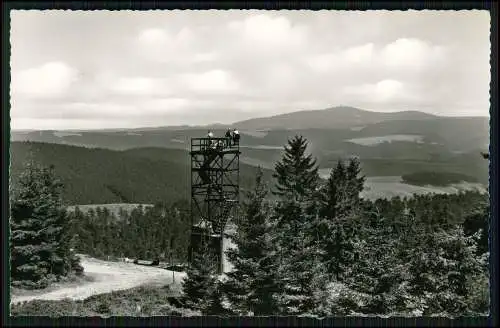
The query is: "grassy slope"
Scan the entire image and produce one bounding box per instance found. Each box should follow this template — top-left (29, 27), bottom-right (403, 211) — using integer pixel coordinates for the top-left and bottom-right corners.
top-left (10, 285), bottom-right (198, 317)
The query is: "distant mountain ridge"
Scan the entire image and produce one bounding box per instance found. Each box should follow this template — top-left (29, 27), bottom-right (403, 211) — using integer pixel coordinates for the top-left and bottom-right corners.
top-left (11, 106), bottom-right (488, 133)
top-left (231, 106), bottom-right (442, 131)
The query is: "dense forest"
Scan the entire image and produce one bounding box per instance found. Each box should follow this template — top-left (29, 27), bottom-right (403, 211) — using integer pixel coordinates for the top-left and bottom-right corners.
top-left (10, 141), bottom-right (272, 205)
top-left (67, 201), bottom-right (191, 263)
top-left (401, 171), bottom-right (480, 186)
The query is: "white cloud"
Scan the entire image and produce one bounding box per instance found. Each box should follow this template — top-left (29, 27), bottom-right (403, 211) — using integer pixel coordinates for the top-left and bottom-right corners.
top-left (342, 79), bottom-right (405, 103)
top-left (344, 43), bottom-right (375, 65)
top-left (380, 38), bottom-right (446, 70)
top-left (192, 52), bottom-right (218, 63)
top-left (227, 14), bottom-right (309, 57)
top-left (305, 53), bottom-right (342, 72)
top-left (110, 77), bottom-right (171, 96)
top-left (11, 61), bottom-right (79, 98)
top-left (137, 28), bottom-right (168, 44)
top-left (306, 39), bottom-right (443, 74)
top-left (229, 14), bottom-right (306, 47)
top-left (181, 69), bottom-right (240, 94)
top-left (136, 27), bottom-right (199, 64)
top-left (141, 98), bottom-right (192, 114)
top-left (305, 43), bottom-right (375, 72)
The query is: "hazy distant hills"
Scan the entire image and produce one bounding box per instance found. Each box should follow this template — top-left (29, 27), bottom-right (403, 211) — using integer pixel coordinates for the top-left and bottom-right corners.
top-left (232, 106), bottom-right (440, 130)
top-left (11, 106), bottom-right (489, 152)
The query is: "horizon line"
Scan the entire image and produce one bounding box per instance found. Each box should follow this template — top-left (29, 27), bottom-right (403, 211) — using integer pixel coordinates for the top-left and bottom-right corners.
top-left (10, 105), bottom-right (490, 132)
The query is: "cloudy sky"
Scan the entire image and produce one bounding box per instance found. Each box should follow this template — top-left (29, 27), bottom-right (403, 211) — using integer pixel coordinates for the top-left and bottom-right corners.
top-left (10, 10), bottom-right (490, 130)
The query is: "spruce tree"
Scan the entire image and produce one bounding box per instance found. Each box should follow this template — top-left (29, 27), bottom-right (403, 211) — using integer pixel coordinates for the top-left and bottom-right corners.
top-left (406, 225), bottom-right (485, 316)
top-left (272, 136), bottom-right (329, 315)
top-left (344, 212), bottom-right (409, 315)
top-left (320, 157), bottom-right (365, 219)
top-left (345, 157), bottom-right (366, 212)
top-left (10, 161), bottom-right (75, 288)
top-left (274, 222), bottom-right (330, 316)
top-left (273, 135), bottom-right (319, 203)
top-left (182, 239), bottom-right (224, 315)
top-left (223, 168), bottom-right (281, 315)
top-left (318, 158), bottom-right (365, 281)
top-left (320, 160), bottom-right (346, 219)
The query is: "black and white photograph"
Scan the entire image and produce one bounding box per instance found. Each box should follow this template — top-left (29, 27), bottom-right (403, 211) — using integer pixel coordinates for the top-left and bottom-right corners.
top-left (7, 8), bottom-right (492, 318)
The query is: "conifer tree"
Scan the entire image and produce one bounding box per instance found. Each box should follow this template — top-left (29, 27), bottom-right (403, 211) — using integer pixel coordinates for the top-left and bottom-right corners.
top-left (272, 136), bottom-right (329, 315)
top-left (344, 213), bottom-right (408, 315)
top-left (320, 160), bottom-right (346, 219)
top-left (345, 157), bottom-right (366, 212)
top-left (10, 161), bottom-right (76, 287)
top-left (406, 225), bottom-right (485, 316)
top-left (318, 158), bottom-right (365, 281)
top-left (273, 135), bottom-right (319, 203)
top-left (320, 157), bottom-right (365, 219)
top-left (274, 222), bottom-right (330, 316)
top-left (223, 168), bottom-right (281, 315)
top-left (182, 239), bottom-right (224, 315)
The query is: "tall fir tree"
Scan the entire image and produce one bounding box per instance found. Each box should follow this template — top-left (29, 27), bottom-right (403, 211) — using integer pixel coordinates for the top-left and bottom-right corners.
top-left (345, 157), bottom-right (366, 212)
top-left (320, 160), bottom-right (346, 219)
top-left (274, 221), bottom-right (330, 316)
top-left (223, 168), bottom-right (281, 315)
top-left (273, 135), bottom-right (322, 235)
top-left (182, 239), bottom-right (225, 315)
top-left (273, 135), bottom-right (319, 203)
top-left (10, 161), bottom-right (76, 288)
top-left (318, 158), bottom-right (365, 281)
top-left (272, 136), bottom-right (329, 315)
top-left (320, 157), bottom-right (365, 219)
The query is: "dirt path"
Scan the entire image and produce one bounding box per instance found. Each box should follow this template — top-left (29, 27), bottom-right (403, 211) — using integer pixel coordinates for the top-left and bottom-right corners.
top-left (10, 255), bottom-right (186, 305)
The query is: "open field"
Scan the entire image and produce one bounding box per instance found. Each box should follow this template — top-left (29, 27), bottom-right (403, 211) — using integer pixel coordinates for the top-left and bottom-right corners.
top-left (357, 176), bottom-right (487, 200)
top-left (345, 134), bottom-right (425, 146)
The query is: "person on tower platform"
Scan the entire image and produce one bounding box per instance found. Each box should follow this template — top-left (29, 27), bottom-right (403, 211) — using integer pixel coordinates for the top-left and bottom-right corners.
top-left (232, 129), bottom-right (240, 145)
top-left (225, 128), bottom-right (232, 147)
top-left (207, 130), bottom-right (216, 149)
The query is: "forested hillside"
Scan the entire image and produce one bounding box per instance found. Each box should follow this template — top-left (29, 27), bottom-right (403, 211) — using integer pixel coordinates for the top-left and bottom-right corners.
top-left (10, 142), bottom-right (273, 205)
top-left (10, 140), bottom-right (488, 208)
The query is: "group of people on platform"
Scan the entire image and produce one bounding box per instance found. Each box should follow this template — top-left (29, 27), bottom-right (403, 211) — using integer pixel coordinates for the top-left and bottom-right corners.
top-left (206, 128), bottom-right (240, 149)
